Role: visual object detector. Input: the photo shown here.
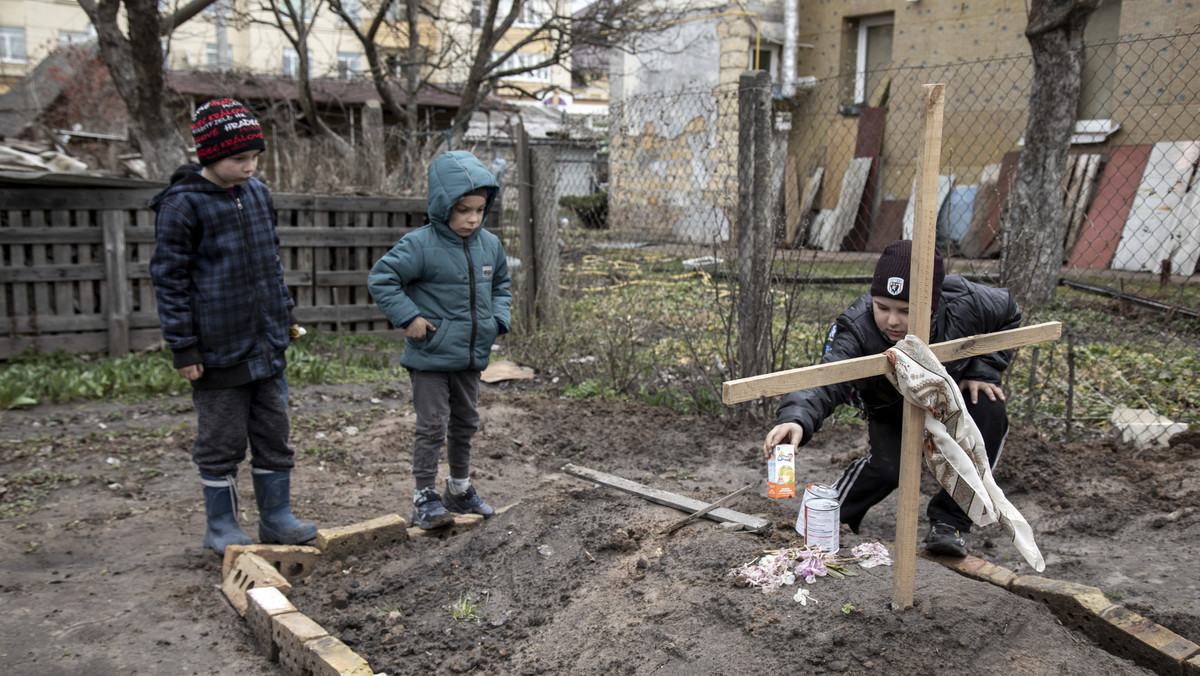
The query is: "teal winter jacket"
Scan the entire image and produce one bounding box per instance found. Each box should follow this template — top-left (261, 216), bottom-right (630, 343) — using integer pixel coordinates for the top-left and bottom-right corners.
top-left (367, 151), bottom-right (511, 372)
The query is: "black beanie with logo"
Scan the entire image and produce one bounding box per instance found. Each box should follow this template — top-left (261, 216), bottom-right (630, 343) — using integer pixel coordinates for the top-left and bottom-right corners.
top-left (870, 239), bottom-right (945, 308)
top-left (190, 98), bottom-right (266, 166)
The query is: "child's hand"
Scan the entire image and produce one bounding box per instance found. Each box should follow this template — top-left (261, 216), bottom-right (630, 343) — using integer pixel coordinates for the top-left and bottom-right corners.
top-left (763, 422), bottom-right (803, 458)
top-left (405, 317), bottom-right (436, 341)
top-left (177, 364), bottom-right (204, 381)
top-left (960, 379), bottom-right (1005, 404)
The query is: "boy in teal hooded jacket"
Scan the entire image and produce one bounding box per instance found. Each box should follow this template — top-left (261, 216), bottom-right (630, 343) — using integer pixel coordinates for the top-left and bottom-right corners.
top-left (368, 151), bottom-right (511, 529)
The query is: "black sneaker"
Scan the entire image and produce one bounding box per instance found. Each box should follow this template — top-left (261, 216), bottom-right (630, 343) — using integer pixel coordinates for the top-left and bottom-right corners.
top-left (924, 521), bottom-right (968, 557)
top-left (411, 487), bottom-right (455, 530)
top-left (443, 479), bottom-right (495, 518)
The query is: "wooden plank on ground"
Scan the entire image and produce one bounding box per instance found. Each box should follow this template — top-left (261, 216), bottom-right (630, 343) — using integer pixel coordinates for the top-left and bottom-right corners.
top-left (1111, 141), bottom-right (1200, 273)
top-left (790, 167), bottom-right (823, 248)
top-left (865, 199), bottom-right (907, 251)
top-left (902, 174), bottom-right (954, 241)
top-left (661, 481), bottom-right (760, 534)
top-left (1068, 145), bottom-right (1152, 270)
top-left (818, 116), bottom-right (858, 211)
top-left (843, 106), bottom-right (886, 252)
top-left (1168, 187), bottom-right (1200, 276)
top-left (960, 151), bottom-right (1020, 258)
top-left (561, 463), bottom-right (771, 532)
top-left (783, 154), bottom-right (803, 247)
top-left (1063, 154), bottom-right (1101, 260)
top-left (722, 322), bottom-right (1062, 404)
top-left (815, 157), bottom-right (873, 251)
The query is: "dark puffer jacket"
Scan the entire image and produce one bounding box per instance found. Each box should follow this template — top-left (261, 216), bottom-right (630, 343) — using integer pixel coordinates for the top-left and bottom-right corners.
top-left (367, 151), bottom-right (511, 372)
top-left (775, 275), bottom-right (1021, 445)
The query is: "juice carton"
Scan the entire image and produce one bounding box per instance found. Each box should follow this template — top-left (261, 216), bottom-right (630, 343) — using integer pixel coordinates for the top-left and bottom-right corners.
top-left (767, 444), bottom-right (796, 499)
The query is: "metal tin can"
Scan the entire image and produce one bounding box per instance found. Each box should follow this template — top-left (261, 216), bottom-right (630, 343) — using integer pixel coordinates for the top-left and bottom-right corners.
top-left (794, 483), bottom-right (839, 538)
top-left (800, 497), bottom-right (841, 554)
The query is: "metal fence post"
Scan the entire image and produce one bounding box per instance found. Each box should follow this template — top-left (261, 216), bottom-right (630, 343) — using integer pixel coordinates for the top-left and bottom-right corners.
top-left (101, 210), bottom-right (131, 357)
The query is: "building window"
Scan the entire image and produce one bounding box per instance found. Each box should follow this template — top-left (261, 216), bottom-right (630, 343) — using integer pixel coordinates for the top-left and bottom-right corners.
top-left (337, 0), bottom-right (360, 26)
top-left (514, 0), bottom-right (546, 27)
top-left (0, 26), bottom-right (26, 64)
top-left (752, 46), bottom-right (779, 79)
top-left (206, 43), bottom-right (220, 70)
top-left (283, 47), bottom-right (311, 78)
top-left (495, 50), bottom-right (550, 83)
top-left (58, 29), bottom-right (95, 47)
top-left (1080, 0), bottom-right (1121, 120)
top-left (473, 1), bottom-right (547, 30)
top-left (387, 0), bottom-right (407, 22)
top-left (849, 14), bottom-right (893, 105)
top-left (470, 1), bottom-right (484, 29)
top-left (338, 52), bottom-right (361, 79)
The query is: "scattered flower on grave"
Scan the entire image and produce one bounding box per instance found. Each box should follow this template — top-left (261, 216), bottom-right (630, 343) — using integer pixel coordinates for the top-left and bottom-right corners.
top-left (729, 542), bottom-right (892, 593)
top-left (794, 587), bottom-right (818, 605)
top-left (850, 542), bottom-right (893, 568)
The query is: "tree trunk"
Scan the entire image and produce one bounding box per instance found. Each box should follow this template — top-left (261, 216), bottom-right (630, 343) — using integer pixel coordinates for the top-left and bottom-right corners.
top-left (1001, 0), bottom-right (1100, 309)
top-left (81, 0), bottom-right (192, 180)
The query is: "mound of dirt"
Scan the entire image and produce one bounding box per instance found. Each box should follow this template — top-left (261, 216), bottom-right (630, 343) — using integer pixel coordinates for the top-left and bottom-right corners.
top-left (1, 379), bottom-right (1196, 674)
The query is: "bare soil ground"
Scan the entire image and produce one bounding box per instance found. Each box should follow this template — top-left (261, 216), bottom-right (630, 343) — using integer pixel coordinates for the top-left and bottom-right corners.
top-left (1, 377), bottom-right (1198, 675)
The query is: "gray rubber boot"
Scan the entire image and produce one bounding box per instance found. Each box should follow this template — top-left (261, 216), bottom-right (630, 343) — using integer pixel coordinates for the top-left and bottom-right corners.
top-left (200, 474), bottom-right (253, 554)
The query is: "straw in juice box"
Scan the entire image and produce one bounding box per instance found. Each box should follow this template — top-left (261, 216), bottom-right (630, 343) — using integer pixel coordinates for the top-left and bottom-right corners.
top-left (767, 444), bottom-right (796, 499)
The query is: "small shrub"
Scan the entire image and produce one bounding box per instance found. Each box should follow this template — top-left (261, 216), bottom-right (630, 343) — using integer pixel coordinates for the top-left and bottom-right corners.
top-left (559, 192), bottom-right (608, 230)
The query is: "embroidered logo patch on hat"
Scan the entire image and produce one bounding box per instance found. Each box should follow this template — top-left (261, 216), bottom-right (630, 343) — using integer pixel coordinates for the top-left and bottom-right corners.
top-left (887, 277), bottom-right (905, 296)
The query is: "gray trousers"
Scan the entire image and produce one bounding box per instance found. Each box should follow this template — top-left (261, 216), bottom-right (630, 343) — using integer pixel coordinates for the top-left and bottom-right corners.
top-left (409, 369), bottom-right (481, 490)
top-left (191, 374), bottom-right (294, 477)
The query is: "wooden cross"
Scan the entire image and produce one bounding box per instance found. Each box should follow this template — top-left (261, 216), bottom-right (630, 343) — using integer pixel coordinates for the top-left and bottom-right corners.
top-left (723, 84), bottom-right (1061, 610)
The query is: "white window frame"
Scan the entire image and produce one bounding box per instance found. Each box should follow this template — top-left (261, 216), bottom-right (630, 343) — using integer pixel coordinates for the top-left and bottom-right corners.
top-left (495, 51), bottom-right (551, 83)
top-left (337, 0), bottom-right (360, 26)
top-left (337, 51), bottom-right (362, 79)
top-left (58, 27), bottom-right (96, 47)
top-left (283, 47), bottom-right (311, 78)
top-left (854, 15), bottom-right (892, 104)
top-left (0, 26), bottom-right (27, 64)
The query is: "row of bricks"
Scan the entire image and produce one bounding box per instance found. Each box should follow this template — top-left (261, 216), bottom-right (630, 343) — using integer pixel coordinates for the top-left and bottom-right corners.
top-left (221, 511), bottom-right (487, 676)
top-left (924, 552), bottom-right (1200, 676)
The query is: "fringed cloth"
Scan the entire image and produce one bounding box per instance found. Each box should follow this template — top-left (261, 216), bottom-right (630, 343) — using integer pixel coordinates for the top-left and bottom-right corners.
top-left (885, 335), bottom-right (1045, 572)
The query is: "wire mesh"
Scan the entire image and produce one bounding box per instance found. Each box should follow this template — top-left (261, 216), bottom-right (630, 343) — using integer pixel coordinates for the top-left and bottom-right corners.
top-left (502, 28), bottom-right (1200, 443)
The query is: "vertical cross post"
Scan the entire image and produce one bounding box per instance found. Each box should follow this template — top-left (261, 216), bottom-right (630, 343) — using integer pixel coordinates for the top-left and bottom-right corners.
top-left (891, 83), bottom-right (946, 610)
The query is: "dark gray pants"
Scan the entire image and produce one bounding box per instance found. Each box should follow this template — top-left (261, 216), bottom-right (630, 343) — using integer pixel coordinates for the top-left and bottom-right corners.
top-left (191, 374), bottom-right (294, 477)
top-left (832, 395), bottom-right (1009, 533)
top-left (409, 369), bottom-right (481, 491)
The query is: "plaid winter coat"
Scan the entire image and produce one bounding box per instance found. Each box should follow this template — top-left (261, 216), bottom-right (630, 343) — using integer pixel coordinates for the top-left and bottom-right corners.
top-left (149, 167), bottom-right (293, 386)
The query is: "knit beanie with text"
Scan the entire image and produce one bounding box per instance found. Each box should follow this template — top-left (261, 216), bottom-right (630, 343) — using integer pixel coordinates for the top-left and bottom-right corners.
top-left (190, 98), bottom-right (266, 166)
top-left (870, 239), bottom-right (945, 309)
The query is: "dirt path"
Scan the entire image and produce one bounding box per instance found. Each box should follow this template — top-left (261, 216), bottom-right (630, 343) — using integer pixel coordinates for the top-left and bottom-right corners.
top-left (1, 380), bottom-right (1196, 674)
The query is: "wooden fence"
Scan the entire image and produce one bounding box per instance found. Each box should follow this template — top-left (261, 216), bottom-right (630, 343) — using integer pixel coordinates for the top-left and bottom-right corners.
top-left (0, 185), bottom-right (473, 359)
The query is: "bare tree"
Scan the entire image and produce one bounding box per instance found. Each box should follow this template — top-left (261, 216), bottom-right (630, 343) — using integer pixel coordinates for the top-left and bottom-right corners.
top-left (1002, 0), bottom-right (1102, 309)
top-left (77, 0), bottom-right (221, 180)
top-left (334, 0), bottom-right (696, 153)
top-left (253, 0), bottom-right (354, 153)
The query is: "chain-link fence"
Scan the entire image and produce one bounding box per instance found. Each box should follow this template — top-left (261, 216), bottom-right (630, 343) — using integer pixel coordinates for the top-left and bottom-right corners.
top-left (503, 28), bottom-right (1200, 443)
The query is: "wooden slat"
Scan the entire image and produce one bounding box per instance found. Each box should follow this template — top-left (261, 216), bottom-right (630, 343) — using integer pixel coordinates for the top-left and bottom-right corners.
top-left (0, 188), bottom-right (160, 211)
top-left (0, 227), bottom-right (105, 244)
top-left (1068, 145), bottom-right (1152, 270)
top-left (32, 211), bottom-right (53, 316)
top-left (722, 322), bottom-right (1063, 405)
top-left (0, 264), bottom-right (106, 283)
top-left (272, 193), bottom-right (425, 213)
top-left (278, 228), bottom-right (411, 247)
top-left (561, 463), bottom-right (770, 532)
top-left (292, 304), bottom-right (386, 324)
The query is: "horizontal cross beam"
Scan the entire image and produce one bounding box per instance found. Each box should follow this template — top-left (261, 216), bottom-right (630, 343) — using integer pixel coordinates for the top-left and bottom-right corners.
top-left (722, 321), bottom-right (1062, 405)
